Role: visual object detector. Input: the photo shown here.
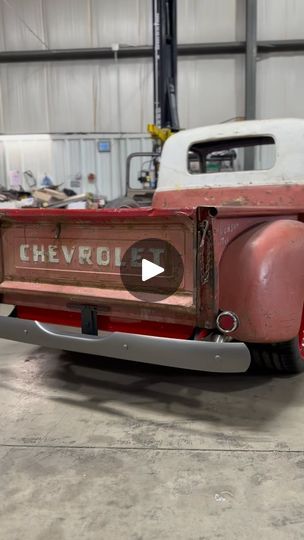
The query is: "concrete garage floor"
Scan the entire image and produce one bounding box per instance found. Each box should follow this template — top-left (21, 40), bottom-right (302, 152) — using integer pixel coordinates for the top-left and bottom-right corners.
top-left (1, 340), bottom-right (304, 540)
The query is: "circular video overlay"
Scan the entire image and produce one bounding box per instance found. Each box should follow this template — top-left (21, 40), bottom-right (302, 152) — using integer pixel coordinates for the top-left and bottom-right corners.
top-left (120, 238), bottom-right (184, 302)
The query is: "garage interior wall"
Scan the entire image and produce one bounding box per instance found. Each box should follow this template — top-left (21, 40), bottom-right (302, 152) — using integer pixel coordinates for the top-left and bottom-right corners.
top-left (0, 0), bottom-right (303, 195)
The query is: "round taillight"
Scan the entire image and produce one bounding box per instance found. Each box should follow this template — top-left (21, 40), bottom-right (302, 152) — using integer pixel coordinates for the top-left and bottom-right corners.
top-left (216, 311), bottom-right (239, 334)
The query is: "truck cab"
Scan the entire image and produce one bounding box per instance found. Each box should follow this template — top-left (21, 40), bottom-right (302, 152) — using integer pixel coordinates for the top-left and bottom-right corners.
top-left (154, 118), bottom-right (304, 209)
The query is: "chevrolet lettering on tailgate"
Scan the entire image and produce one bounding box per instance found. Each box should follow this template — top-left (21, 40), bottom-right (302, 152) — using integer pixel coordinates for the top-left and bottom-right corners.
top-left (19, 244), bottom-right (165, 267)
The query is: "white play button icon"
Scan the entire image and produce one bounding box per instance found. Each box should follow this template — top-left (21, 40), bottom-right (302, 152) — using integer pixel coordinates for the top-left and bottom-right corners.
top-left (142, 258), bottom-right (165, 282)
top-left (120, 238), bottom-right (184, 301)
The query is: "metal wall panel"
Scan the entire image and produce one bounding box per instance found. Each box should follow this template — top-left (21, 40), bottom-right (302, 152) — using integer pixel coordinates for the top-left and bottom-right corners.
top-left (0, 4), bottom-right (5, 51)
top-left (0, 0), bottom-right (152, 51)
top-left (91, 0), bottom-right (152, 47)
top-left (0, 136), bottom-right (5, 182)
top-left (0, 63), bottom-right (49, 133)
top-left (47, 61), bottom-right (95, 132)
top-left (0, 134), bottom-right (152, 200)
top-left (178, 56), bottom-right (245, 127)
top-left (0, 55), bottom-right (244, 133)
top-left (0, 0), bottom-right (304, 136)
top-left (257, 55), bottom-right (304, 119)
top-left (0, 57), bottom-right (155, 133)
top-left (43, 0), bottom-right (92, 49)
top-left (178, 0), bottom-right (245, 43)
top-left (94, 59), bottom-right (154, 132)
top-left (258, 0), bottom-right (304, 40)
top-left (1, 0), bottom-right (304, 53)
top-left (0, 0), bottom-right (46, 51)
top-left (0, 0), bottom-right (245, 51)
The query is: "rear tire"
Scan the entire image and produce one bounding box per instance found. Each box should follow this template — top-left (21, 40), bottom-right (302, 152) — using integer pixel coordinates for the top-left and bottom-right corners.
top-left (248, 338), bottom-right (304, 373)
top-left (106, 196), bottom-right (139, 209)
top-left (248, 307), bottom-right (304, 374)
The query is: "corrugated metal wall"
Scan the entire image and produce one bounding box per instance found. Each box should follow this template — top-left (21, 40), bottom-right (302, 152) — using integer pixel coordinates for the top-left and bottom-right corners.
top-left (0, 0), bottom-right (304, 134)
top-left (0, 134), bottom-right (152, 199)
top-left (0, 0), bottom-right (304, 196)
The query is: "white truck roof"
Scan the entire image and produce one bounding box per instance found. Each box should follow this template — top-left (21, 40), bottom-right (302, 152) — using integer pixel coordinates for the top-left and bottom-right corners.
top-left (157, 118), bottom-right (304, 191)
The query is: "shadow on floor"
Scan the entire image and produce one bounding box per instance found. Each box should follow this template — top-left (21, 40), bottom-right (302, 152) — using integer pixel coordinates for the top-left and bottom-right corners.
top-left (15, 346), bottom-right (304, 434)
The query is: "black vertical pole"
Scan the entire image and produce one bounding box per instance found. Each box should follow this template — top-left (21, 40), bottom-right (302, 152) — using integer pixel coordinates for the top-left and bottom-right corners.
top-left (153, 0), bottom-right (161, 128)
top-left (152, 0), bottom-right (179, 131)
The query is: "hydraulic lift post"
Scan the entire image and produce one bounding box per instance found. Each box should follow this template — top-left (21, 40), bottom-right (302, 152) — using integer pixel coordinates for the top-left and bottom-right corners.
top-left (152, 0), bottom-right (180, 132)
top-left (123, 0), bottom-right (181, 205)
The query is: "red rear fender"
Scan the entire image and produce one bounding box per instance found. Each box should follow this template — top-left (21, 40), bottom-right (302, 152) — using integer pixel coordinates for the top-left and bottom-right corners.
top-left (219, 219), bottom-right (304, 343)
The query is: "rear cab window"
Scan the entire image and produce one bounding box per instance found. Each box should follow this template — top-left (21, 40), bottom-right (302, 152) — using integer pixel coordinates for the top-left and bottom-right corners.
top-left (188, 135), bottom-right (276, 174)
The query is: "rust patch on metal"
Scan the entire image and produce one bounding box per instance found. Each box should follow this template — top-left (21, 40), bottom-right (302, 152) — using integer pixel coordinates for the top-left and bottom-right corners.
top-left (153, 184), bottom-right (304, 209)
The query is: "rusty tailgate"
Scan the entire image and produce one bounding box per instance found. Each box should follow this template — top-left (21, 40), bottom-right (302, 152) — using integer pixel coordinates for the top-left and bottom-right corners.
top-left (0, 208), bottom-right (197, 325)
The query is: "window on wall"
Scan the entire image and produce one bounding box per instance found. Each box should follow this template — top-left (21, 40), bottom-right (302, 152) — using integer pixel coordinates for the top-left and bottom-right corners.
top-left (188, 136), bottom-right (276, 174)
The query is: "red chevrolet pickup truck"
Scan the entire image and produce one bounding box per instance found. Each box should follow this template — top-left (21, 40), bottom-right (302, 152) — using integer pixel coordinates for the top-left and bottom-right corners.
top-left (0, 118), bottom-right (304, 374)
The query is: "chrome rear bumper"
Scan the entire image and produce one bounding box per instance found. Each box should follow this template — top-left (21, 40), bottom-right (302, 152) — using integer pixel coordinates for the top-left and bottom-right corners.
top-left (0, 315), bottom-right (251, 373)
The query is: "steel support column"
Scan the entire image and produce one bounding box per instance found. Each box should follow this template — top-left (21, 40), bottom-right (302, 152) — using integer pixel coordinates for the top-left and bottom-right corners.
top-left (245, 0), bottom-right (257, 120)
top-left (245, 0), bottom-right (257, 169)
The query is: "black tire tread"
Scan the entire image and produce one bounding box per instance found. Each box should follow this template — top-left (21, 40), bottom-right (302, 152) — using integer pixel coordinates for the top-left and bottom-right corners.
top-left (248, 338), bottom-right (304, 373)
top-left (106, 196), bottom-right (139, 209)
